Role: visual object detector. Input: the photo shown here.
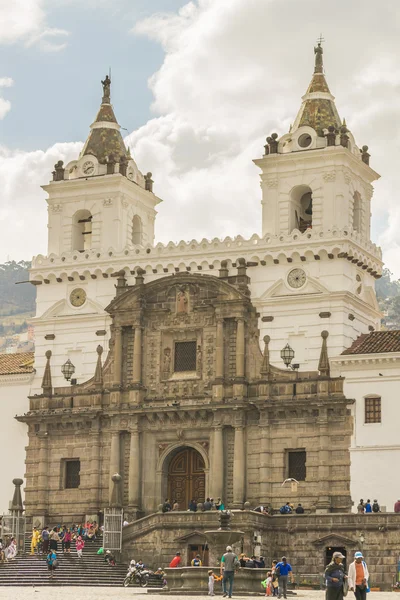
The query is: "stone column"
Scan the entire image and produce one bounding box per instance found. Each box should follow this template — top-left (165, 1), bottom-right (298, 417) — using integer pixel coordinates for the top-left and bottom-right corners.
top-left (215, 318), bottom-right (224, 379)
top-left (109, 431), bottom-right (120, 504)
top-left (37, 432), bottom-right (48, 515)
top-left (210, 426), bottom-right (224, 500)
top-left (235, 318), bottom-right (245, 378)
top-left (132, 326), bottom-right (142, 384)
top-left (316, 408), bottom-right (331, 513)
top-left (113, 326), bottom-right (122, 386)
top-left (88, 419), bottom-right (101, 517)
top-left (232, 426), bottom-right (246, 506)
top-left (128, 428), bottom-right (140, 508)
top-left (259, 411), bottom-right (271, 502)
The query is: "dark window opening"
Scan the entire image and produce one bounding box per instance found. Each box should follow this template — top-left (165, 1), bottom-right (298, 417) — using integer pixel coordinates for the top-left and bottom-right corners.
top-left (288, 450), bottom-right (306, 481)
top-left (65, 460), bottom-right (80, 489)
top-left (175, 341), bottom-right (197, 372)
top-left (365, 397), bottom-right (381, 424)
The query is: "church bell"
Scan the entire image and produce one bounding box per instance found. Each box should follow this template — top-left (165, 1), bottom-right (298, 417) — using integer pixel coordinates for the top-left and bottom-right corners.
top-left (305, 196), bottom-right (313, 216)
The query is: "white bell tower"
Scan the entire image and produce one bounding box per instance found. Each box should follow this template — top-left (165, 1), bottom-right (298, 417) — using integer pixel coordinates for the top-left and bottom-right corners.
top-left (44, 75), bottom-right (161, 257)
top-left (253, 43), bottom-right (383, 365)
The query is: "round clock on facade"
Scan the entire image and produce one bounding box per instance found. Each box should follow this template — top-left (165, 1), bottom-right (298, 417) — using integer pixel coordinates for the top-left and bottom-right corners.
top-left (287, 268), bottom-right (306, 288)
top-left (127, 170), bottom-right (135, 181)
top-left (82, 161), bottom-right (95, 175)
top-left (70, 288), bottom-right (87, 307)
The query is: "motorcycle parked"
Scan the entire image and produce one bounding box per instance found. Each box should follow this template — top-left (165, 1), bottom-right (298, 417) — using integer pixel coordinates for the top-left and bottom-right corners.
top-left (123, 563), bottom-right (151, 588)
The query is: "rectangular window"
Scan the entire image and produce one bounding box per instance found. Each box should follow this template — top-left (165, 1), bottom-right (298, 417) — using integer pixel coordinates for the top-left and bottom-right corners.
top-left (65, 460), bottom-right (80, 489)
top-left (174, 341), bottom-right (196, 372)
top-left (365, 397), bottom-right (381, 424)
top-left (288, 450), bottom-right (306, 481)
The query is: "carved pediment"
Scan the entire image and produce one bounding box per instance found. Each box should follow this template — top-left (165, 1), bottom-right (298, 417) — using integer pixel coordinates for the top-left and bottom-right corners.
top-left (260, 276), bottom-right (329, 300)
top-left (175, 530), bottom-right (207, 543)
top-left (311, 533), bottom-right (359, 547)
top-left (37, 297), bottom-right (106, 320)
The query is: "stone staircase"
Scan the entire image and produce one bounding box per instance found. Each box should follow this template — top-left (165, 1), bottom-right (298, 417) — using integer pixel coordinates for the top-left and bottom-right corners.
top-left (0, 535), bottom-right (128, 587)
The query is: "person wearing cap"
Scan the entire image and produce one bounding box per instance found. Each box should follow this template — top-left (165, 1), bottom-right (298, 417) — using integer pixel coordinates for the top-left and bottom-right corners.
top-left (348, 552), bottom-right (369, 600)
top-left (220, 545), bottom-right (239, 598)
top-left (275, 556), bottom-right (294, 599)
top-left (169, 552), bottom-right (181, 568)
top-left (325, 551), bottom-right (347, 600)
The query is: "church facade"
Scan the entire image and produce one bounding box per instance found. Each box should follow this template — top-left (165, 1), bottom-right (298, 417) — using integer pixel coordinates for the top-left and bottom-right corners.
top-left (17, 42), bottom-right (400, 524)
top-left (20, 266), bottom-right (353, 524)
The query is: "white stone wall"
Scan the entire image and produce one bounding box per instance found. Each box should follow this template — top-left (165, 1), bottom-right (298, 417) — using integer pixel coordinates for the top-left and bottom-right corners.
top-left (0, 374), bottom-right (33, 512)
top-left (331, 354), bottom-right (400, 512)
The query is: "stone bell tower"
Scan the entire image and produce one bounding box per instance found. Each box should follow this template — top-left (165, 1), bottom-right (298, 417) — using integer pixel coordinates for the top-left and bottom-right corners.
top-left (253, 43), bottom-right (383, 365)
top-left (30, 77), bottom-right (162, 391)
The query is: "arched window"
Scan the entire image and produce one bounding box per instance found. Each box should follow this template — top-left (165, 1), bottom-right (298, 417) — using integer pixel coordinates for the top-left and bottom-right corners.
top-left (364, 395), bottom-right (381, 424)
top-left (290, 185), bottom-right (313, 233)
top-left (353, 192), bottom-right (362, 233)
top-left (71, 209), bottom-right (92, 252)
top-left (132, 215), bottom-right (142, 245)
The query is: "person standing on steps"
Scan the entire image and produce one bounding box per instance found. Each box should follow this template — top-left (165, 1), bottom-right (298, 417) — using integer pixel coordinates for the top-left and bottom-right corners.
top-left (75, 535), bottom-right (85, 558)
top-left (275, 556), bottom-right (294, 599)
top-left (30, 527), bottom-right (40, 555)
top-left (64, 528), bottom-right (72, 554)
top-left (220, 545), bottom-right (239, 598)
top-left (41, 527), bottom-right (50, 556)
top-left (46, 549), bottom-right (57, 579)
top-left (49, 527), bottom-right (60, 553)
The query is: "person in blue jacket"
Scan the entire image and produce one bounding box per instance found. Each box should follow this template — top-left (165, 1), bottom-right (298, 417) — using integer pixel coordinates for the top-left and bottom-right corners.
top-left (325, 551), bottom-right (348, 600)
top-left (275, 556), bottom-right (294, 599)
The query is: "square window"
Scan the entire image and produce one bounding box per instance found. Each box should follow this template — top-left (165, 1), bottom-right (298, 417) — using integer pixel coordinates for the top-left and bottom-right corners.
top-left (65, 460), bottom-right (80, 489)
top-left (288, 450), bottom-right (306, 481)
top-left (174, 341), bottom-right (197, 372)
top-left (365, 397), bottom-right (381, 424)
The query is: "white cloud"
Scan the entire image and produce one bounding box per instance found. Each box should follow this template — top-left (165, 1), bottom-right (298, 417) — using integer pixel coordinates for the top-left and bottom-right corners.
top-left (0, 0), bottom-right (69, 50)
top-left (0, 77), bottom-right (14, 88)
top-left (0, 98), bottom-right (11, 120)
top-left (128, 0), bottom-right (400, 277)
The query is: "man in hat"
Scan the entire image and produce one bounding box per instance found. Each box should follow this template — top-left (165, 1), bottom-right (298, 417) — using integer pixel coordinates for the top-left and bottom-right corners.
top-left (348, 551), bottom-right (369, 600)
top-left (325, 551), bottom-right (347, 600)
top-left (220, 545), bottom-right (239, 598)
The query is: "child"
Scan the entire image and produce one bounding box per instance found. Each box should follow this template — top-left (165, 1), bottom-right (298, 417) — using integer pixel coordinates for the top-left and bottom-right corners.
top-left (208, 569), bottom-right (215, 596)
top-left (46, 550), bottom-right (57, 578)
top-left (264, 571), bottom-right (273, 596)
top-left (75, 535), bottom-right (85, 558)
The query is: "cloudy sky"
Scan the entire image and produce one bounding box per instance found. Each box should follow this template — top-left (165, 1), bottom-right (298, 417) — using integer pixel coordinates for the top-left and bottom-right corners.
top-left (0, 0), bottom-right (399, 276)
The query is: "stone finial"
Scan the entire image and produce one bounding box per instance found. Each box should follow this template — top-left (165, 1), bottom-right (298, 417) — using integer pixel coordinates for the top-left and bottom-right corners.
top-left (135, 267), bottom-right (145, 286)
top-left (314, 42), bottom-right (324, 74)
top-left (106, 153), bottom-right (116, 174)
top-left (119, 155), bottom-right (128, 176)
top-left (261, 335), bottom-right (271, 377)
top-left (326, 125), bottom-right (336, 147)
top-left (114, 270), bottom-right (127, 294)
top-left (101, 75), bottom-right (111, 104)
top-left (219, 260), bottom-right (229, 279)
top-left (361, 145), bottom-right (370, 166)
top-left (340, 125), bottom-right (349, 148)
top-left (145, 172), bottom-right (153, 192)
top-left (110, 473), bottom-right (122, 508)
top-left (268, 133), bottom-right (279, 154)
top-left (94, 345), bottom-right (103, 389)
top-left (318, 330), bottom-right (330, 376)
top-left (53, 160), bottom-right (65, 181)
top-left (10, 478), bottom-right (24, 513)
top-left (237, 257), bottom-right (247, 277)
top-left (264, 138), bottom-right (270, 156)
top-left (41, 350), bottom-right (53, 397)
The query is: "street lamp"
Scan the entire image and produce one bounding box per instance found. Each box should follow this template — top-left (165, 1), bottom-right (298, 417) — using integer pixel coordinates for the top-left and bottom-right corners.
top-left (61, 359), bottom-right (75, 382)
top-left (280, 343), bottom-right (295, 368)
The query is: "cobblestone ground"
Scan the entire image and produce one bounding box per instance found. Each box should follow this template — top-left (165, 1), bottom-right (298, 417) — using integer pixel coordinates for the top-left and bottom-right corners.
top-left (0, 590), bottom-right (396, 599)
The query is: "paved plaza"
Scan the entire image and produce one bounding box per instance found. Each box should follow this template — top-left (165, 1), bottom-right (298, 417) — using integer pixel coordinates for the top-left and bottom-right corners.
top-left (0, 590), bottom-right (396, 600)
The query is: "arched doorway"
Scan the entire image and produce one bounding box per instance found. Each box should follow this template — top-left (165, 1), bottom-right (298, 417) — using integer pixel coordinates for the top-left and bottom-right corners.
top-left (167, 447), bottom-right (205, 510)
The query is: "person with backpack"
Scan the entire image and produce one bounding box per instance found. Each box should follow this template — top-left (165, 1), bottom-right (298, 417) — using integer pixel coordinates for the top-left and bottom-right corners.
top-left (46, 549), bottom-right (58, 579)
top-left (348, 551), bottom-right (369, 600)
top-left (372, 499), bottom-right (380, 513)
top-left (220, 545), bottom-right (239, 598)
top-left (364, 500), bottom-right (372, 513)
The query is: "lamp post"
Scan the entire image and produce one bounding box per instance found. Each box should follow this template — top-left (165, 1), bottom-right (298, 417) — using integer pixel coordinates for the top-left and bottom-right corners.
top-left (61, 359), bottom-right (76, 383)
